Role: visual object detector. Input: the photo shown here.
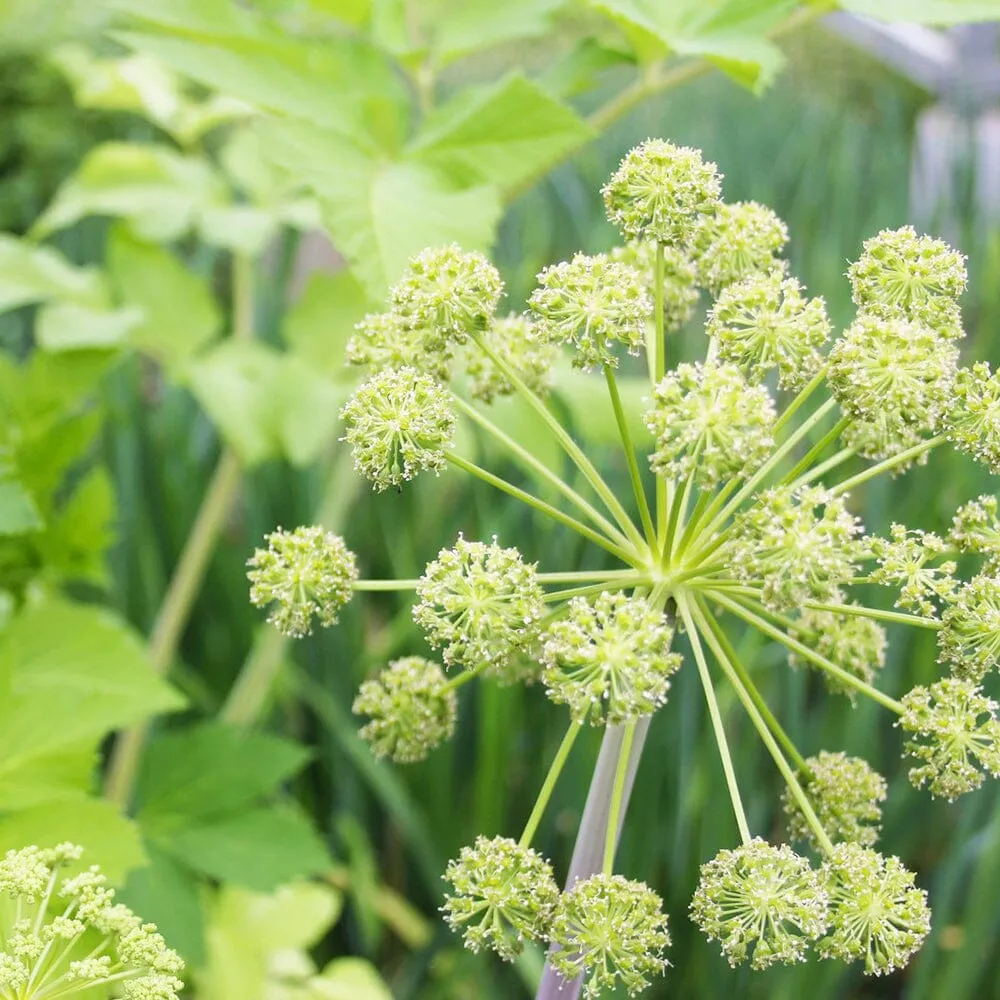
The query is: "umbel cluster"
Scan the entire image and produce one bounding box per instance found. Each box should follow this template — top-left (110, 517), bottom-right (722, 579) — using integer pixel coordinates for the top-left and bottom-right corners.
top-left (248, 140), bottom-right (1000, 997)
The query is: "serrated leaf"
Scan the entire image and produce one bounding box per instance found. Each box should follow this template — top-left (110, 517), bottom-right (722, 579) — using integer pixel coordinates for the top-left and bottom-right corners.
top-left (408, 73), bottom-right (594, 192)
top-left (0, 598), bottom-right (185, 771)
top-left (158, 803), bottom-right (332, 890)
top-left (35, 301), bottom-right (143, 352)
top-left (841, 0), bottom-right (1000, 23)
top-left (0, 235), bottom-right (106, 315)
top-left (137, 722), bottom-right (311, 825)
top-left (0, 795), bottom-right (146, 884)
top-left (107, 226), bottom-right (221, 367)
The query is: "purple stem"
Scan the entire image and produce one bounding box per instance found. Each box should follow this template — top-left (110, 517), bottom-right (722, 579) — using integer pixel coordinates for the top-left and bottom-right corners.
top-left (534, 716), bottom-right (652, 1000)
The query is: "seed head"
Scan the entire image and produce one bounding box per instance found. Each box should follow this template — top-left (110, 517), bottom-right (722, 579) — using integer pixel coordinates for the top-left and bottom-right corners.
top-left (529, 253), bottom-right (651, 369)
top-left (867, 524), bottom-right (956, 616)
top-left (818, 843), bottom-right (930, 975)
top-left (847, 225), bottom-right (966, 335)
top-left (389, 244), bottom-right (502, 343)
top-left (645, 361), bottom-right (776, 489)
top-left (950, 495), bottom-right (1000, 567)
top-left (611, 240), bottom-right (700, 332)
top-left (0, 845), bottom-right (183, 999)
top-left (602, 138), bottom-right (722, 246)
top-left (899, 677), bottom-right (1000, 800)
top-left (783, 752), bottom-right (887, 850)
top-left (414, 536), bottom-right (545, 676)
top-left (937, 574), bottom-right (1000, 681)
top-left (540, 591), bottom-right (680, 725)
top-left (730, 485), bottom-right (863, 611)
top-left (689, 838), bottom-right (827, 970)
top-left (339, 366), bottom-right (455, 491)
top-left (247, 526), bottom-right (358, 638)
top-left (706, 271), bottom-right (830, 390)
top-left (828, 316), bottom-right (958, 438)
top-left (464, 313), bottom-right (557, 403)
top-left (549, 873), bottom-right (670, 999)
top-left (948, 362), bottom-right (1000, 473)
top-left (692, 201), bottom-right (789, 294)
top-left (346, 311), bottom-right (452, 382)
top-left (441, 836), bottom-right (559, 961)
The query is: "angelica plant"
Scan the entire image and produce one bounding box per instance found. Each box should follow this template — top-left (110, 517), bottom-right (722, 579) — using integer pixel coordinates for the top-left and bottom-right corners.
top-left (249, 139), bottom-right (1000, 997)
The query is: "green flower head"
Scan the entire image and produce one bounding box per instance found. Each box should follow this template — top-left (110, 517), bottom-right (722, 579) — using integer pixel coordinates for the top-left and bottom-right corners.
top-left (611, 240), bottom-right (700, 333)
top-left (442, 836), bottom-right (559, 961)
top-left (867, 524), bottom-right (956, 616)
top-left (339, 366), bottom-right (456, 491)
top-left (645, 361), bottom-right (776, 489)
top-left (706, 270), bottom-right (830, 390)
top-left (690, 838), bottom-right (827, 970)
top-left (529, 252), bottom-right (651, 369)
top-left (390, 244), bottom-right (503, 343)
top-left (353, 656), bottom-right (457, 763)
top-left (819, 843), bottom-right (930, 976)
top-left (0, 844), bottom-right (183, 999)
top-left (464, 313), bottom-right (557, 404)
top-left (783, 751), bottom-right (887, 850)
top-left (540, 591), bottom-right (680, 725)
top-left (693, 201), bottom-right (789, 295)
top-left (602, 138), bottom-right (722, 246)
top-left (413, 535), bottom-right (545, 676)
top-left (247, 526), bottom-right (358, 638)
top-left (346, 310), bottom-right (452, 382)
top-left (549, 873), bottom-right (670, 999)
top-left (847, 225), bottom-right (966, 335)
top-left (840, 411), bottom-right (930, 468)
top-left (730, 485), bottom-right (863, 611)
top-left (937, 574), bottom-right (1000, 681)
top-left (899, 677), bottom-right (1000, 800)
top-left (948, 362), bottom-right (1000, 473)
top-left (950, 495), bottom-right (1000, 566)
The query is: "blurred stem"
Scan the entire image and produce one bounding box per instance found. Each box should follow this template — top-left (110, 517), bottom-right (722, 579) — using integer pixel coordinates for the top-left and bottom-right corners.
top-left (789, 446), bottom-right (855, 489)
top-left (603, 364), bottom-right (656, 546)
top-left (780, 415), bottom-right (851, 486)
top-left (829, 435), bottom-right (946, 496)
top-left (677, 595), bottom-right (751, 845)
top-left (104, 253), bottom-right (259, 806)
top-left (692, 597), bottom-right (834, 855)
top-left (519, 720), bottom-right (584, 849)
top-left (602, 720), bottom-right (637, 873)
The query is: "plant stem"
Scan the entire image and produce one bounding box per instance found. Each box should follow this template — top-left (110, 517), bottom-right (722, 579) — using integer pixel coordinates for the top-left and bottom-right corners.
top-left (354, 579), bottom-right (421, 591)
top-left (603, 720), bottom-right (637, 872)
top-left (692, 597), bottom-right (835, 856)
top-left (444, 451), bottom-right (640, 564)
top-left (441, 661), bottom-right (490, 694)
top-left (790, 446), bottom-right (855, 489)
top-left (519, 720), bottom-right (584, 849)
top-left (677, 594), bottom-right (751, 845)
top-left (800, 599), bottom-right (942, 629)
top-left (653, 243), bottom-right (668, 543)
top-left (540, 569), bottom-right (645, 584)
top-left (829, 435), bottom-right (945, 496)
top-left (780, 415), bottom-right (851, 486)
top-left (603, 364), bottom-right (656, 546)
top-left (543, 579), bottom-right (646, 602)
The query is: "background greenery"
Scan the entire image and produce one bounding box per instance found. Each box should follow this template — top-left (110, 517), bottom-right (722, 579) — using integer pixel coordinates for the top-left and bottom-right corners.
top-left (1, 1), bottom-right (1000, 998)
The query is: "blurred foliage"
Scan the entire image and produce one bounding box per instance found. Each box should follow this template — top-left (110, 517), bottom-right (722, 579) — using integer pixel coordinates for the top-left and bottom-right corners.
top-left (0, 0), bottom-right (999, 998)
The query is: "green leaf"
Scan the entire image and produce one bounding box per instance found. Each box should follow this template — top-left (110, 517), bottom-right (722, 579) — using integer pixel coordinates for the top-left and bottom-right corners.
top-left (282, 270), bottom-right (370, 375)
top-left (107, 225), bottom-right (221, 367)
top-left (311, 958), bottom-right (393, 1000)
top-left (273, 355), bottom-right (350, 467)
top-left (841, 0), bottom-right (1000, 23)
top-left (0, 743), bottom-right (96, 811)
top-left (0, 235), bottom-right (106, 315)
top-left (408, 73), bottom-right (594, 192)
top-left (255, 119), bottom-right (502, 297)
top-left (159, 803), bottom-right (332, 890)
top-left (0, 476), bottom-right (42, 536)
top-left (427, 0), bottom-right (569, 64)
top-left (0, 598), bottom-right (185, 772)
top-left (120, 843), bottom-right (206, 965)
top-left (0, 795), bottom-right (147, 884)
top-left (137, 722), bottom-right (311, 825)
top-left (32, 142), bottom-right (226, 242)
top-left (35, 301), bottom-right (143, 352)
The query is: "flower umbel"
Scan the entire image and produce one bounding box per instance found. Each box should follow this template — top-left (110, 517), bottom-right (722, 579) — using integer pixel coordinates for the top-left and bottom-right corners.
top-left (937, 574), bottom-right (1000, 681)
top-left (692, 202), bottom-right (789, 294)
top-left (867, 524), bottom-right (956, 616)
top-left (949, 362), bottom-right (1000, 472)
top-left (465, 313), bottom-right (557, 403)
top-left (247, 526), bottom-right (358, 638)
top-left (611, 241), bottom-right (699, 332)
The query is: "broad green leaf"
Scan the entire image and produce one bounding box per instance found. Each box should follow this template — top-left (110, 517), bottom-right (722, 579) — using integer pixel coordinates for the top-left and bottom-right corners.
top-left (408, 73), bottom-right (594, 192)
top-left (256, 119), bottom-right (502, 297)
top-left (0, 743), bottom-right (96, 811)
top-left (159, 803), bottom-right (332, 890)
top-left (282, 270), bottom-right (370, 376)
top-left (197, 204), bottom-right (282, 255)
top-left (0, 235), bottom-right (106, 315)
top-left (311, 958), bottom-right (393, 1000)
top-left (137, 723), bottom-right (311, 825)
top-left (273, 356), bottom-right (350, 467)
top-left (539, 37), bottom-right (635, 99)
top-left (120, 843), bottom-right (206, 964)
top-left (35, 301), bottom-right (143, 352)
top-left (0, 0), bottom-right (107, 52)
top-left (0, 476), bottom-right (42, 536)
top-left (0, 598), bottom-right (185, 771)
top-left (33, 142), bottom-right (226, 242)
top-left (0, 795), bottom-right (146, 883)
top-left (841, 0), bottom-right (1000, 23)
top-left (107, 226), bottom-right (221, 367)
top-left (429, 0), bottom-right (569, 64)
top-left (104, 0), bottom-right (260, 35)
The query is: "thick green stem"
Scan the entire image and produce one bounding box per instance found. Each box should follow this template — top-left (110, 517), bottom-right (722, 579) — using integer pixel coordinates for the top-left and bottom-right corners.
top-left (603, 364), bottom-right (656, 546)
top-left (520, 720), bottom-right (584, 849)
top-left (677, 594), bottom-right (752, 845)
top-left (603, 720), bottom-right (637, 872)
top-left (829, 435), bottom-right (945, 496)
